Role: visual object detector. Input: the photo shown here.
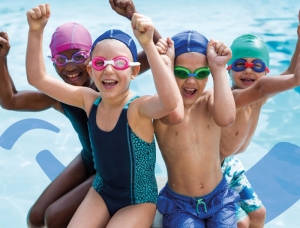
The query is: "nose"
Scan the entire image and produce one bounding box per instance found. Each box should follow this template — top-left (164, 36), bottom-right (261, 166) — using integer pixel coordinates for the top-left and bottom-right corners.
top-left (103, 63), bottom-right (114, 75)
top-left (244, 66), bottom-right (253, 74)
top-left (64, 62), bottom-right (77, 71)
top-left (186, 76), bottom-right (197, 83)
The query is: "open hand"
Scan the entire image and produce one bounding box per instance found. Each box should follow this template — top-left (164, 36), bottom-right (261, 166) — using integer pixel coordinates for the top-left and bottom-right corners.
top-left (132, 13), bottom-right (154, 47)
top-left (109, 0), bottom-right (136, 20)
top-left (206, 39), bottom-right (232, 69)
top-left (0, 32), bottom-right (10, 58)
top-left (26, 4), bottom-right (50, 31)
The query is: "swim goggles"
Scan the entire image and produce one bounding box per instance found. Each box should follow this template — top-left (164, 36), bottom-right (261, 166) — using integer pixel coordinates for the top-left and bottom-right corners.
top-left (227, 59), bottom-right (269, 73)
top-left (89, 56), bottom-right (140, 71)
top-left (174, 66), bottom-right (210, 80)
top-left (48, 50), bottom-right (90, 67)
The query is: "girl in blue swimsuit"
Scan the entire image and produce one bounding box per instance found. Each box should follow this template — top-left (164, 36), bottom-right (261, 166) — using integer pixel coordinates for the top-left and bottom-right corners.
top-left (26, 4), bottom-right (183, 228)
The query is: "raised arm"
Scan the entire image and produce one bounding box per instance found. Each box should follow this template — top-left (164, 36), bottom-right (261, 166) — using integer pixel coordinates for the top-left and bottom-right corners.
top-left (281, 10), bottom-right (300, 75)
top-left (234, 69), bottom-right (300, 109)
top-left (26, 4), bottom-right (93, 111)
top-left (132, 13), bottom-right (182, 120)
top-left (0, 31), bottom-right (61, 112)
top-left (207, 40), bottom-right (236, 127)
top-left (109, 0), bottom-right (162, 74)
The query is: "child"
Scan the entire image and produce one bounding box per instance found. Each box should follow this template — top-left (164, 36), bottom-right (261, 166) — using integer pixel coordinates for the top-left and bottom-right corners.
top-left (26, 4), bottom-right (182, 228)
top-left (154, 30), bottom-right (240, 227)
top-left (0, 1), bottom-right (162, 227)
top-left (221, 26), bottom-right (300, 228)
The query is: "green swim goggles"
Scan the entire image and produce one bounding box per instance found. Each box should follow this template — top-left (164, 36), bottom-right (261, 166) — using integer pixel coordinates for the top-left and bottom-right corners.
top-left (174, 66), bottom-right (210, 80)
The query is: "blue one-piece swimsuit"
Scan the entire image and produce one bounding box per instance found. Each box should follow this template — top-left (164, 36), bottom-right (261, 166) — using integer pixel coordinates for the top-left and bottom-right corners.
top-left (89, 96), bottom-right (158, 216)
top-left (61, 102), bottom-right (95, 176)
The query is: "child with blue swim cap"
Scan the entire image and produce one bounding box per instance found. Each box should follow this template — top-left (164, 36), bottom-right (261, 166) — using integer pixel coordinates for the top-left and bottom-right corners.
top-left (0, 1), bottom-right (164, 227)
top-left (154, 30), bottom-right (239, 227)
top-left (221, 11), bottom-right (300, 228)
top-left (26, 4), bottom-right (183, 227)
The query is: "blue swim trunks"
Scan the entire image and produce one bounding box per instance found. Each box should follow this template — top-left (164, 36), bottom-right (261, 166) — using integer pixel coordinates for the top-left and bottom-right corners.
top-left (157, 177), bottom-right (240, 228)
top-left (222, 156), bottom-right (263, 222)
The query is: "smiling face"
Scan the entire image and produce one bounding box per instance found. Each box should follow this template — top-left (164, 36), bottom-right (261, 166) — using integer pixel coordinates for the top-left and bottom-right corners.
top-left (87, 39), bottom-right (139, 99)
top-left (54, 49), bottom-right (92, 87)
top-left (174, 52), bottom-right (209, 106)
top-left (229, 57), bottom-right (267, 89)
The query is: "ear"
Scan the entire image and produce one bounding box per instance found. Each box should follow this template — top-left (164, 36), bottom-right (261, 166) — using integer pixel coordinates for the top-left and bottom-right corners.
top-left (131, 65), bottom-right (140, 80)
top-left (86, 64), bottom-right (93, 77)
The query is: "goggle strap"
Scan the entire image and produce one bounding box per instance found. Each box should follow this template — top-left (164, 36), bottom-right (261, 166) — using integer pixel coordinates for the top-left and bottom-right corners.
top-left (128, 62), bottom-right (141, 66)
top-left (265, 67), bottom-right (270, 73)
top-left (226, 65), bottom-right (232, 70)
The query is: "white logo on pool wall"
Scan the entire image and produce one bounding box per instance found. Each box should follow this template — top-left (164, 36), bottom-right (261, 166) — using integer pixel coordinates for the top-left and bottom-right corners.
top-left (1, 118), bottom-right (300, 224)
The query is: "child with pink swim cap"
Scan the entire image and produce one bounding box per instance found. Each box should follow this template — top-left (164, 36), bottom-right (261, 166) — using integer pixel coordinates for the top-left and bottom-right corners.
top-left (0, 1), bottom-right (162, 227)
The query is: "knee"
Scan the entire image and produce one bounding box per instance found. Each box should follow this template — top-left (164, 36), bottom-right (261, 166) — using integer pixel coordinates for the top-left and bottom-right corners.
top-left (248, 206), bottom-right (266, 225)
top-left (237, 215), bottom-right (250, 228)
top-left (44, 204), bottom-right (63, 228)
top-left (27, 206), bottom-right (45, 228)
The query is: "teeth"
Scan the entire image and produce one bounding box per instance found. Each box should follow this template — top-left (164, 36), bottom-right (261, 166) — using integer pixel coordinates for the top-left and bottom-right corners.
top-left (67, 73), bottom-right (79, 78)
top-left (103, 80), bottom-right (116, 83)
top-left (185, 88), bottom-right (195, 92)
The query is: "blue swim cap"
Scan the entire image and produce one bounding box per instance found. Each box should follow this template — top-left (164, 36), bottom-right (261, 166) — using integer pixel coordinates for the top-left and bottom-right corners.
top-left (228, 34), bottom-right (269, 67)
top-left (91, 29), bottom-right (138, 62)
top-left (172, 30), bottom-right (209, 59)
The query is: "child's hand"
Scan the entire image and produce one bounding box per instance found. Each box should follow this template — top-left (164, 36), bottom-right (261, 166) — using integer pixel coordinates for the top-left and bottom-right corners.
top-left (132, 13), bottom-right (154, 47)
top-left (109, 0), bottom-right (136, 20)
top-left (26, 4), bottom-right (50, 31)
top-left (156, 38), bottom-right (174, 67)
top-left (0, 32), bottom-right (10, 58)
top-left (207, 39), bottom-right (232, 69)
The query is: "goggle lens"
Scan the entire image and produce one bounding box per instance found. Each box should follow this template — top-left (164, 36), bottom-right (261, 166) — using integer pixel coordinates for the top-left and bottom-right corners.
top-left (174, 66), bottom-right (210, 80)
top-left (227, 59), bottom-right (269, 73)
top-left (90, 56), bottom-right (140, 71)
top-left (49, 51), bottom-right (89, 66)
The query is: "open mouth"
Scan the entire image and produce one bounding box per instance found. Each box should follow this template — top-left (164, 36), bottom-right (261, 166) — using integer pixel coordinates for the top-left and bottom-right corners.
top-left (183, 88), bottom-right (197, 98)
top-left (241, 78), bottom-right (255, 85)
top-left (102, 79), bottom-right (118, 89)
top-left (66, 72), bottom-right (81, 82)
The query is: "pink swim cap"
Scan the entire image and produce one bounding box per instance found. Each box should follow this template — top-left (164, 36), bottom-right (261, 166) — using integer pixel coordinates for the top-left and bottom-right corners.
top-left (49, 22), bottom-right (92, 56)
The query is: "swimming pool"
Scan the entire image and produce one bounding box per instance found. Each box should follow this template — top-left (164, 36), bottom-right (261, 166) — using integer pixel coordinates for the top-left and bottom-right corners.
top-left (1, 0), bottom-right (300, 227)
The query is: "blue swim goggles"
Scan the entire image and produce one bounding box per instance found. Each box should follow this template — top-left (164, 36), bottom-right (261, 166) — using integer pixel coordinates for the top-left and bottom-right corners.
top-left (227, 59), bottom-right (269, 73)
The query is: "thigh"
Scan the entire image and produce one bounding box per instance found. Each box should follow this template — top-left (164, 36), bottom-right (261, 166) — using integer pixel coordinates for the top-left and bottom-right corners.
top-left (68, 187), bottom-right (110, 228)
top-left (163, 212), bottom-right (205, 228)
top-left (44, 174), bottom-right (95, 227)
top-left (107, 203), bottom-right (156, 228)
top-left (28, 154), bottom-right (89, 218)
top-left (206, 203), bottom-right (237, 228)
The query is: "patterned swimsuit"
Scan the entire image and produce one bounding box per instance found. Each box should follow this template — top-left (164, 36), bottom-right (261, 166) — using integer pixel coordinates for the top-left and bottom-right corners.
top-left (89, 96), bottom-right (158, 216)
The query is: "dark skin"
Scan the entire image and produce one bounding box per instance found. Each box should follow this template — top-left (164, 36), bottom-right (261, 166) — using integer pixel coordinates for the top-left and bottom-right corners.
top-left (0, 1), bottom-right (161, 227)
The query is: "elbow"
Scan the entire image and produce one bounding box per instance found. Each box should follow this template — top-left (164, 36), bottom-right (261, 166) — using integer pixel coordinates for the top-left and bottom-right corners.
top-left (1, 100), bottom-right (17, 111)
top-left (216, 111), bottom-right (236, 127)
top-left (163, 96), bottom-right (180, 112)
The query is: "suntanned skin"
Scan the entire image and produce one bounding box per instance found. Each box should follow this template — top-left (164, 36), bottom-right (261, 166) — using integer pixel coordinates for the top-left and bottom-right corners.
top-left (0, 1), bottom-right (162, 227)
top-left (26, 3), bottom-right (182, 227)
top-left (220, 11), bottom-right (300, 228)
top-left (154, 38), bottom-right (235, 197)
top-left (220, 10), bottom-right (300, 161)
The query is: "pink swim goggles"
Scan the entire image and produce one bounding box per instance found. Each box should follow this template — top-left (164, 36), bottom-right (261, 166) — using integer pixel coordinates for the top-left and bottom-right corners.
top-left (89, 56), bottom-right (140, 71)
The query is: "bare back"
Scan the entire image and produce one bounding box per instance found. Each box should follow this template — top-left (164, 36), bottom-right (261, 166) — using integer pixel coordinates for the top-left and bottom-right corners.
top-left (154, 90), bottom-right (223, 197)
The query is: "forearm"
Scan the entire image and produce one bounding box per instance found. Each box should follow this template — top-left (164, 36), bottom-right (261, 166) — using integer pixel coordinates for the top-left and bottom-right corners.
top-left (0, 57), bottom-right (16, 108)
top-left (26, 29), bottom-right (46, 87)
top-left (211, 68), bottom-right (236, 126)
top-left (258, 73), bottom-right (300, 95)
top-left (281, 39), bottom-right (300, 75)
top-left (143, 43), bottom-right (179, 111)
top-left (137, 29), bottom-right (162, 74)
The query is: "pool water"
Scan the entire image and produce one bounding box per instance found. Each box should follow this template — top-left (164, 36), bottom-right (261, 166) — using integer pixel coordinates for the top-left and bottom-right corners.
top-left (0, 0), bottom-right (300, 227)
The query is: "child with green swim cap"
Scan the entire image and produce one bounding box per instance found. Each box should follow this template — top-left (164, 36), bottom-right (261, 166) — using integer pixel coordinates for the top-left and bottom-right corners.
top-left (221, 11), bottom-right (300, 228)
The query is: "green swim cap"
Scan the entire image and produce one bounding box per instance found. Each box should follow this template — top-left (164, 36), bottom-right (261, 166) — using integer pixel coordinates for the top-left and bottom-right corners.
top-left (228, 34), bottom-right (269, 67)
